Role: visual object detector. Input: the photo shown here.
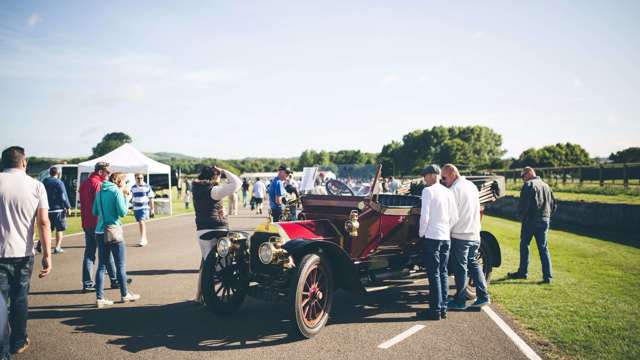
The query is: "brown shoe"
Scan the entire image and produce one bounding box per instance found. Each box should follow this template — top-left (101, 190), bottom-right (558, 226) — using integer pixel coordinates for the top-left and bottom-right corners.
top-left (13, 337), bottom-right (30, 354)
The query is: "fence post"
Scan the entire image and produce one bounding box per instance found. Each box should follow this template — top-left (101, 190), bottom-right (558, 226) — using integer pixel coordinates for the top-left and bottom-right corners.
top-left (623, 164), bottom-right (629, 189)
top-left (599, 164), bottom-right (604, 187)
top-left (578, 167), bottom-right (583, 186)
top-left (562, 169), bottom-right (567, 185)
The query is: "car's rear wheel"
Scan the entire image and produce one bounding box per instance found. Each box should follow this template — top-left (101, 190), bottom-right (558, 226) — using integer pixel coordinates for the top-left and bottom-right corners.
top-left (289, 253), bottom-right (334, 338)
top-left (201, 249), bottom-right (248, 315)
top-left (465, 241), bottom-right (493, 300)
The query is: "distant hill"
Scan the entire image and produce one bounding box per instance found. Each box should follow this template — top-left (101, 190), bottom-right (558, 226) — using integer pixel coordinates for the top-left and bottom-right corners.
top-left (145, 152), bottom-right (200, 161)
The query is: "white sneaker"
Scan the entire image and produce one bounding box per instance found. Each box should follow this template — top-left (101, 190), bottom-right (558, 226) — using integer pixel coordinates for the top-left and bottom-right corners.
top-left (121, 292), bottom-right (141, 303)
top-left (138, 238), bottom-right (148, 247)
top-left (96, 298), bottom-right (114, 308)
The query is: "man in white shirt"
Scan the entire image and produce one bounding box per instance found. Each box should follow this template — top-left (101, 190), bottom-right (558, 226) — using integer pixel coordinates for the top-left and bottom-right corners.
top-left (0, 146), bottom-right (53, 356)
top-left (252, 178), bottom-right (266, 215)
top-left (416, 164), bottom-right (458, 321)
top-left (442, 164), bottom-right (490, 310)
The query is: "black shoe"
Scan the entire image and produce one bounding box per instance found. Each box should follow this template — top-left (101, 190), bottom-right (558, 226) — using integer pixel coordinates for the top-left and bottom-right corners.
top-left (111, 278), bottom-right (133, 289)
top-left (540, 278), bottom-right (552, 284)
top-left (507, 272), bottom-right (528, 279)
top-left (416, 310), bottom-right (441, 321)
top-left (440, 310), bottom-right (447, 319)
top-left (82, 285), bottom-right (96, 293)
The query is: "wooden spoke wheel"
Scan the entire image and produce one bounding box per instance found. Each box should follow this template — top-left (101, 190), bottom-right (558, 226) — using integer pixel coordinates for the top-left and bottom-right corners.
top-left (290, 253), bottom-right (334, 338)
top-left (201, 249), bottom-right (248, 315)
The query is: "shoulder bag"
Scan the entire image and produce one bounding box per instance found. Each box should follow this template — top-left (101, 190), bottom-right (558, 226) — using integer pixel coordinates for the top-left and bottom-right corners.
top-left (99, 190), bottom-right (125, 244)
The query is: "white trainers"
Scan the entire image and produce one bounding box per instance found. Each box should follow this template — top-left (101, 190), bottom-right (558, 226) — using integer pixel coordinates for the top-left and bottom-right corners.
top-left (96, 298), bottom-right (114, 308)
top-left (138, 237), bottom-right (148, 247)
top-left (121, 292), bottom-right (141, 303)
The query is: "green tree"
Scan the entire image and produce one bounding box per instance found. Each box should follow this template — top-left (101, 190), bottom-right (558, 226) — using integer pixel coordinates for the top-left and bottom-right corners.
top-left (512, 143), bottom-right (594, 168)
top-left (377, 126), bottom-right (506, 175)
top-left (92, 132), bottom-right (132, 158)
top-left (609, 147), bottom-right (640, 163)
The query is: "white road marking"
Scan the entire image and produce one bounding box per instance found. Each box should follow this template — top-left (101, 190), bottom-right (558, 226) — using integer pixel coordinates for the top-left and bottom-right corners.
top-left (482, 306), bottom-right (542, 360)
top-left (377, 325), bottom-right (425, 349)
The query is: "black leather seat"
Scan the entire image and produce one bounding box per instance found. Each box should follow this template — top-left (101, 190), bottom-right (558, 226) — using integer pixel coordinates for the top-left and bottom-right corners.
top-left (377, 194), bottom-right (421, 208)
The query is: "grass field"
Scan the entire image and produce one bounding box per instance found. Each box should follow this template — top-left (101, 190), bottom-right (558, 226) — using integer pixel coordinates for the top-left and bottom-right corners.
top-left (482, 215), bottom-right (640, 360)
top-left (504, 181), bottom-right (640, 205)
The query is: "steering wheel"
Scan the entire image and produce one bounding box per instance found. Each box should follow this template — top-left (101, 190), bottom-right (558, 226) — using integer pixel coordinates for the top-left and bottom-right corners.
top-left (325, 179), bottom-right (355, 196)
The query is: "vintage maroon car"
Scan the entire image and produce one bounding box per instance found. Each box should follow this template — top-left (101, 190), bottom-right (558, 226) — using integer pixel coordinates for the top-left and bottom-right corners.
top-left (201, 170), bottom-right (505, 338)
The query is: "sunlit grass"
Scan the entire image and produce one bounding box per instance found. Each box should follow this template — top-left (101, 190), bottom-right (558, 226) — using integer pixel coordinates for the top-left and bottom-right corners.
top-left (483, 215), bottom-right (640, 359)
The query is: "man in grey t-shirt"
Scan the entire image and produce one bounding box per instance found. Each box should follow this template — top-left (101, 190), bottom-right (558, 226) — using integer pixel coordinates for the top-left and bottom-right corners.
top-left (0, 146), bottom-right (53, 356)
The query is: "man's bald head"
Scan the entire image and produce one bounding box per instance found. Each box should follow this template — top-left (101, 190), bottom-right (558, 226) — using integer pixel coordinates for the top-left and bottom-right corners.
top-left (521, 166), bottom-right (536, 181)
top-left (441, 164), bottom-right (460, 187)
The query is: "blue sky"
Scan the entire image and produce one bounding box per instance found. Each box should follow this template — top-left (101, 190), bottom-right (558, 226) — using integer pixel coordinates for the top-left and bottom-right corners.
top-left (1, 0), bottom-right (638, 159)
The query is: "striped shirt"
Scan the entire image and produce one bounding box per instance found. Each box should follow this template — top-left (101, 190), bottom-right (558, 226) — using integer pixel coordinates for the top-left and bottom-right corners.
top-left (130, 183), bottom-right (154, 210)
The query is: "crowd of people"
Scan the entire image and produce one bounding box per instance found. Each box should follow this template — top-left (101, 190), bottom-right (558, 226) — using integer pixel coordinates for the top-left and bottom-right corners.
top-left (0, 145), bottom-right (556, 357)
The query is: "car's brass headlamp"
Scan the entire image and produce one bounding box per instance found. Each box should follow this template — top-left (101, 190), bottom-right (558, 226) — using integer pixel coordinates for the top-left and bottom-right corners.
top-left (258, 236), bottom-right (288, 264)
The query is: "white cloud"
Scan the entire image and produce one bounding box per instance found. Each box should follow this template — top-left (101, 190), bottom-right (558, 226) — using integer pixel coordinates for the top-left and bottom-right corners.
top-left (27, 14), bottom-right (42, 27)
top-left (572, 76), bottom-right (584, 88)
top-left (472, 31), bottom-right (485, 39)
top-left (381, 72), bottom-right (399, 87)
top-left (182, 70), bottom-right (231, 83)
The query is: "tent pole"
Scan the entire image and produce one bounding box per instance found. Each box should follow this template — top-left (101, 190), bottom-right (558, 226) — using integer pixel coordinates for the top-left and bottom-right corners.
top-left (75, 167), bottom-right (80, 211)
top-left (168, 170), bottom-right (173, 216)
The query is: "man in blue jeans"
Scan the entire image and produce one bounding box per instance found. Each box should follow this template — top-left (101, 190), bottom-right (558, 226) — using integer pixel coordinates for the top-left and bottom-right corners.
top-left (268, 165), bottom-right (290, 222)
top-left (416, 165), bottom-right (459, 321)
top-left (441, 164), bottom-right (490, 310)
top-left (0, 146), bottom-right (53, 357)
top-left (508, 167), bottom-right (557, 284)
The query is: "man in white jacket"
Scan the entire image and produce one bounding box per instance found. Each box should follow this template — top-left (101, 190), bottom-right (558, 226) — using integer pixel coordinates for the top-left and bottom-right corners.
top-left (416, 164), bottom-right (459, 321)
top-left (442, 164), bottom-right (490, 309)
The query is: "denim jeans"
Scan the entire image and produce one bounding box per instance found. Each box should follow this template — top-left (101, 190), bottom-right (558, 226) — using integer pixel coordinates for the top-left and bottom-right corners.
top-left (518, 220), bottom-right (553, 280)
top-left (242, 190), bottom-right (249, 207)
top-left (288, 205), bottom-right (297, 221)
top-left (271, 207), bottom-right (283, 222)
top-left (423, 239), bottom-right (450, 313)
top-left (83, 229), bottom-right (117, 288)
top-left (0, 295), bottom-right (8, 360)
top-left (0, 257), bottom-right (34, 354)
top-left (95, 235), bottom-right (129, 299)
top-left (451, 240), bottom-right (489, 302)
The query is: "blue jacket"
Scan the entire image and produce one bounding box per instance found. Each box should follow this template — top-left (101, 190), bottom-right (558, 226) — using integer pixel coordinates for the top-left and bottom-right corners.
top-left (92, 181), bottom-right (128, 233)
top-left (42, 176), bottom-right (71, 211)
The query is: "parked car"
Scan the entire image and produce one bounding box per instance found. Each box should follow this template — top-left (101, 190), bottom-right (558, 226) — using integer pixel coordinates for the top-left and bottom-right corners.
top-left (200, 166), bottom-right (505, 338)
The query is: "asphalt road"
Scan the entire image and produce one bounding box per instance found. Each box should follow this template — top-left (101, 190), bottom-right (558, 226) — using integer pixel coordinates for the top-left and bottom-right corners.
top-left (17, 209), bottom-right (535, 360)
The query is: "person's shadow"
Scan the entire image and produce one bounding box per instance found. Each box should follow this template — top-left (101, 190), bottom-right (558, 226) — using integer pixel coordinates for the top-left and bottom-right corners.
top-left (28, 279), bottom-right (427, 353)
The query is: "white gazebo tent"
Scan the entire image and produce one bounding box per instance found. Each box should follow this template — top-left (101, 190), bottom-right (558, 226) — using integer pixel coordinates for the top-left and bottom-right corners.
top-left (77, 144), bottom-right (172, 215)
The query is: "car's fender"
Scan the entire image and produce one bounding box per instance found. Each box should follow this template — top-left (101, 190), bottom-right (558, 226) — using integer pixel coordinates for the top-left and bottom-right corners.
top-left (282, 239), bottom-right (365, 294)
top-left (480, 230), bottom-right (501, 268)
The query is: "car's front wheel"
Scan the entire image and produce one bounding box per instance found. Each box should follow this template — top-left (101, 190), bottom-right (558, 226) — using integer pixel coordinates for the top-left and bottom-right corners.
top-left (289, 253), bottom-right (334, 338)
top-left (201, 249), bottom-right (248, 315)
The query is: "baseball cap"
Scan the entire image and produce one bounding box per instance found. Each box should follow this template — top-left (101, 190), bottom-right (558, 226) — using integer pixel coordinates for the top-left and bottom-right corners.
top-left (420, 164), bottom-right (441, 176)
top-left (278, 164), bottom-right (292, 174)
